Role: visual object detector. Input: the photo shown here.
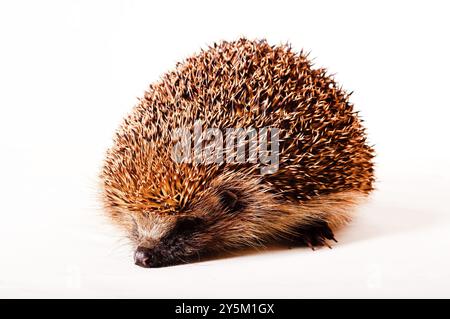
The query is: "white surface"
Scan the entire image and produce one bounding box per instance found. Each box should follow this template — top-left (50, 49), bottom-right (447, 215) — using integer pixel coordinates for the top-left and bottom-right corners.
top-left (0, 0), bottom-right (449, 298)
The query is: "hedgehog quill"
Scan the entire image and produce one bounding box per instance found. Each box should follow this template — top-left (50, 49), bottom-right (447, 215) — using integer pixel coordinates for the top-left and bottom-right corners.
top-left (101, 39), bottom-right (374, 268)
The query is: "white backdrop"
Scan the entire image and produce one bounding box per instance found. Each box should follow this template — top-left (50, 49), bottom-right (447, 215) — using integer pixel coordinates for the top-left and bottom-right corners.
top-left (0, 0), bottom-right (449, 298)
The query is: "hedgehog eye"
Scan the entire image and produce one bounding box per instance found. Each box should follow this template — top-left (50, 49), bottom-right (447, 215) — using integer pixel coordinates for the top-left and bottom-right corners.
top-left (219, 189), bottom-right (243, 213)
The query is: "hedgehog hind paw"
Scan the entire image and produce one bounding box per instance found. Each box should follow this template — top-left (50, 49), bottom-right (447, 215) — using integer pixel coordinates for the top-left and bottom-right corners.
top-left (290, 221), bottom-right (337, 249)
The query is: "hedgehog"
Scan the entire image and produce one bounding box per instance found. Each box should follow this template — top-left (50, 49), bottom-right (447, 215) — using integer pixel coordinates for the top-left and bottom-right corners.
top-left (101, 38), bottom-right (374, 268)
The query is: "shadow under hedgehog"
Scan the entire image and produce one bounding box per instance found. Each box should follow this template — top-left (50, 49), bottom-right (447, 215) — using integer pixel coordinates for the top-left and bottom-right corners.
top-left (101, 38), bottom-right (374, 268)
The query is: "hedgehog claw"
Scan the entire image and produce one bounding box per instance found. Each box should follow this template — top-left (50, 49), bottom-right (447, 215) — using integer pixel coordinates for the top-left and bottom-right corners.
top-left (291, 221), bottom-right (336, 250)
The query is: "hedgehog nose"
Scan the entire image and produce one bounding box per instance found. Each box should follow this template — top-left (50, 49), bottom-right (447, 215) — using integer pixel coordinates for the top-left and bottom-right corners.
top-left (134, 246), bottom-right (154, 268)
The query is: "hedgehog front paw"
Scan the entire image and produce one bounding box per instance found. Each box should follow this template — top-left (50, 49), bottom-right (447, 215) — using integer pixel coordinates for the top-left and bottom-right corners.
top-left (290, 221), bottom-right (337, 249)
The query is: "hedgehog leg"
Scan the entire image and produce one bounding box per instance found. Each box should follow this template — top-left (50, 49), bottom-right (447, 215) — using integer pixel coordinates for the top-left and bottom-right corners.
top-left (289, 220), bottom-right (337, 249)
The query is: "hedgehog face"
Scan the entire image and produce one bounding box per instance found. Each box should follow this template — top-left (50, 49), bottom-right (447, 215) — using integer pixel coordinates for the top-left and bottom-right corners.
top-left (103, 171), bottom-right (279, 268)
top-left (129, 176), bottom-right (275, 268)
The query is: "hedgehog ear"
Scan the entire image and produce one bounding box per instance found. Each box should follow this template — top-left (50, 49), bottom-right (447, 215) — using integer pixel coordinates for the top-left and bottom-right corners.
top-left (219, 189), bottom-right (240, 212)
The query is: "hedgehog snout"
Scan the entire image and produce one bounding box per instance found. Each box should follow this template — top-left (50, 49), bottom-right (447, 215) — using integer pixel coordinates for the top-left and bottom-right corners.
top-left (132, 216), bottom-right (208, 268)
top-left (134, 246), bottom-right (158, 268)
